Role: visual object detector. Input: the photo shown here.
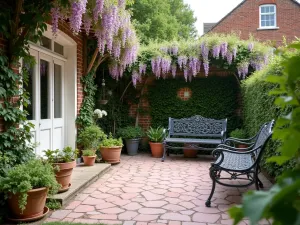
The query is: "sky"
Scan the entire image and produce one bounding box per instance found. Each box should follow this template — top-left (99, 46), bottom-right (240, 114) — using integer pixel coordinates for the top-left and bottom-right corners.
top-left (183, 0), bottom-right (244, 36)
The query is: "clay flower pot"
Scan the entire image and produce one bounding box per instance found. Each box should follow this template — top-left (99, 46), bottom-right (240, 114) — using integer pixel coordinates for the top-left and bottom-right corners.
top-left (149, 142), bottom-right (163, 158)
top-left (183, 144), bottom-right (197, 158)
top-left (53, 160), bottom-right (76, 191)
top-left (82, 156), bottom-right (96, 166)
top-left (8, 187), bottom-right (48, 219)
top-left (100, 146), bottom-right (122, 164)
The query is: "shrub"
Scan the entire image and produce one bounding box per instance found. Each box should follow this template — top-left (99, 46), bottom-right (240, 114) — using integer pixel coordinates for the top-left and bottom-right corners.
top-left (117, 126), bottom-right (144, 139)
top-left (0, 159), bottom-right (60, 212)
top-left (82, 150), bottom-right (96, 156)
top-left (242, 55), bottom-right (295, 177)
top-left (100, 133), bottom-right (123, 148)
top-left (230, 128), bottom-right (247, 139)
top-left (77, 125), bottom-right (106, 150)
top-left (43, 146), bottom-right (78, 164)
top-left (146, 127), bottom-right (166, 143)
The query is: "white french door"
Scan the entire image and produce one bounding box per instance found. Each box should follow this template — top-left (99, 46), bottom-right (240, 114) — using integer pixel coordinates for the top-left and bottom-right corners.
top-left (28, 49), bottom-right (64, 156)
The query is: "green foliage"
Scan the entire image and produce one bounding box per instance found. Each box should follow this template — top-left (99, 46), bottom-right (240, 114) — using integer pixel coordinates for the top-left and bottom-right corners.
top-left (146, 127), bottom-right (166, 143)
top-left (100, 133), bottom-right (123, 148)
top-left (130, 0), bottom-right (197, 44)
top-left (117, 126), bottom-right (144, 139)
top-left (43, 147), bottom-right (78, 164)
top-left (77, 125), bottom-right (106, 150)
top-left (230, 43), bottom-right (300, 225)
top-left (0, 159), bottom-right (60, 212)
top-left (82, 150), bottom-right (96, 156)
top-left (148, 76), bottom-right (240, 132)
top-left (230, 128), bottom-right (247, 139)
top-left (46, 199), bottom-right (62, 210)
top-left (242, 55), bottom-right (296, 177)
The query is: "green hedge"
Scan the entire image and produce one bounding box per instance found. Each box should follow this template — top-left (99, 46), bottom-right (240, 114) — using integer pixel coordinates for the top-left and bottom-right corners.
top-left (148, 75), bottom-right (241, 133)
top-left (242, 56), bottom-right (295, 177)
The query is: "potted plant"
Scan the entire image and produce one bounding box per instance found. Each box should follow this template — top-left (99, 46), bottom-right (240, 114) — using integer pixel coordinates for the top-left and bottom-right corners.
top-left (183, 144), bottom-right (198, 158)
top-left (0, 160), bottom-right (60, 221)
top-left (43, 146), bottom-right (78, 192)
top-left (117, 126), bottom-right (144, 156)
top-left (146, 127), bottom-right (166, 158)
top-left (77, 125), bottom-right (106, 166)
top-left (230, 128), bottom-right (248, 148)
top-left (99, 133), bottom-right (123, 164)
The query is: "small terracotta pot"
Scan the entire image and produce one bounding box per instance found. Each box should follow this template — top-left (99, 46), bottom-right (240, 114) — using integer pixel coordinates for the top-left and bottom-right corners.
top-left (237, 144), bottom-right (248, 152)
top-left (82, 156), bottom-right (96, 166)
top-left (184, 149), bottom-right (198, 158)
top-left (8, 187), bottom-right (48, 219)
top-left (149, 142), bottom-right (163, 158)
top-left (53, 160), bottom-right (76, 190)
top-left (100, 146), bottom-right (122, 164)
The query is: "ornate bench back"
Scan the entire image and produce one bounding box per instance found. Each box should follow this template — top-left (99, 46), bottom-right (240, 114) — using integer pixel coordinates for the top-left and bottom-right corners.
top-left (253, 120), bottom-right (275, 162)
top-left (168, 115), bottom-right (227, 139)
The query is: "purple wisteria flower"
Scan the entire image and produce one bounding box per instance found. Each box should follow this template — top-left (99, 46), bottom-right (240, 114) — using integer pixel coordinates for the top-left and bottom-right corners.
top-left (226, 51), bottom-right (233, 65)
top-left (139, 64), bottom-right (147, 75)
top-left (189, 57), bottom-right (199, 77)
top-left (161, 58), bottom-right (171, 74)
top-left (170, 45), bottom-right (179, 55)
top-left (201, 42), bottom-right (209, 61)
top-left (160, 47), bottom-right (168, 53)
top-left (248, 42), bottom-right (254, 52)
top-left (70, 0), bottom-right (87, 33)
top-left (237, 61), bottom-right (249, 79)
top-left (83, 17), bottom-right (91, 35)
top-left (212, 45), bottom-right (221, 58)
top-left (178, 56), bottom-right (188, 69)
top-left (184, 68), bottom-right (188, 82)
top-left (171, 64), bottom-right (177, 78)
top-left (51, 7), bottom-right (60, 35)
top-left (233, 47), bottom-right (237, 59)
top-left (132, 70), bottom-right (140, 87)
top-left (93, 0), bottom-right (104, 21)
top-left (203, 60), bottom-right (209, 77)
top-left (220, 42), bottom-right (228, 58)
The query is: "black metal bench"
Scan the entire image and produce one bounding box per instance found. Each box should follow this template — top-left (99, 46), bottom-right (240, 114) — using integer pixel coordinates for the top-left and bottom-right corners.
top-left (161, 115), bottom-right (227, 162)
top-left (205, 120), bottom-right (274, 207)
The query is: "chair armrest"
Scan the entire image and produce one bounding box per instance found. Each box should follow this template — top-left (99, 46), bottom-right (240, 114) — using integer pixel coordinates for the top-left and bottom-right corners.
top-left (217, 143), bottom-right (254, 151)
top-left (224, 135), bottom-right (256, 146)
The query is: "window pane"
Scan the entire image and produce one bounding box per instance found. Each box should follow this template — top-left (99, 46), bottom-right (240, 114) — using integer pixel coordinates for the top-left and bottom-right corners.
top-left (266, 7), bottom-right (270, 13)
top-left (266, 21), bottom-right (270, 26)
top-left (41, 36), bottom-right (51, 50)
top-left (261, 7), bottom-right (266, 13)
top-left (54, 64), bottom-right (62, 118)
top-left (262, 15), bottom-right (266, 20)
top-left (261, 21), bottom-right (266, 27)
top-left (54, 42), bottom-right (64, 55)
top-left (270, 20), bottom-right (275, 26)
top-left (40, 59), bottom-right (50, 119)
top-left (24, 63), bottom-right (35, 120)
top-left (270, 6), bottom-right (275, 12)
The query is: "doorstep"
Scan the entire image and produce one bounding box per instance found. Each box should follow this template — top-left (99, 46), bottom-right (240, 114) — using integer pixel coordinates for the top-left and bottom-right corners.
top-left (48, 163), bottom-right (111, 206)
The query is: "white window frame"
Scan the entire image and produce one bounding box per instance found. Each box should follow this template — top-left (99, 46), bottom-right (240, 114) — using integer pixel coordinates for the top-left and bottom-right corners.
top-left (259, 4), bottom-right (278, 29)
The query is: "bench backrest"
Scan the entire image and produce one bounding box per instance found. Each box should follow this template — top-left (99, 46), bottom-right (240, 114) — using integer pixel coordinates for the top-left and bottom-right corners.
top-left (168, 115), bottom-right (227, 139)
top-left (253, 120), bottom-right (274, 161)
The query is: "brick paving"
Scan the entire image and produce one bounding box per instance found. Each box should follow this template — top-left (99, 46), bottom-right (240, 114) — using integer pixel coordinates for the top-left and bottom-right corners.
top-left (46, 154), bottom-right (272, 225)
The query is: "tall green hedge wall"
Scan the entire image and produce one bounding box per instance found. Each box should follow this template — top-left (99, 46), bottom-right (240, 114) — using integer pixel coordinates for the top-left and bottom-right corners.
top-left (242, 56), bottom-right (295, 177)
top-left (148, 75), bottom-right (240, 133)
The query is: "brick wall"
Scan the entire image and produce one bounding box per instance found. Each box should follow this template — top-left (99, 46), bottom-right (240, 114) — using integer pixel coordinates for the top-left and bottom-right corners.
top-left (129, 66), bottom-right (234, 130)
top-left (210, 0), bottom-right (300, 44)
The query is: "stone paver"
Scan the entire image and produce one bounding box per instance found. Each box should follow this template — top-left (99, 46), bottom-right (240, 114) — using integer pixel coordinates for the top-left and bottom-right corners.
top-left (49, 154), bottom-right (272, 224)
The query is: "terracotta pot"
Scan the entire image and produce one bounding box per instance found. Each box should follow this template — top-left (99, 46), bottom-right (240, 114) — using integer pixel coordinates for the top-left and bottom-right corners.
top-left (82, 156), bottom-right (96, 166)
top-left (183, 149), bottom-right (198, 158)
top-left (8, 187), bottom-right (48, 219)
top-left (53, 160), bottom-right (76, 190)
top-left (238, 144), bottom-right (248, 149)
top-left (100, 146), bottom-right (122, 164)
top-left (149, 142), bottom-right (163, 158)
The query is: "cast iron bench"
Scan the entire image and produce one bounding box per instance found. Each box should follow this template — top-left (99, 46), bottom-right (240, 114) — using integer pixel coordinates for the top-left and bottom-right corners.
top-left (161, 115), bottom-right (227, 162)
top-left (205, 120), bottom-right (274, 207)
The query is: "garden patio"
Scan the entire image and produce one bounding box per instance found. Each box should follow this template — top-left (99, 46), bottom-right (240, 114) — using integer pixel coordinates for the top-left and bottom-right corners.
top-left (45, 154), bottom-right (272, 225)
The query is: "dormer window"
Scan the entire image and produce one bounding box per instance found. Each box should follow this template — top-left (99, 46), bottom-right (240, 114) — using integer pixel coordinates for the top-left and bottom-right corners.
top-left (259, 4), bottom-right (277, 29)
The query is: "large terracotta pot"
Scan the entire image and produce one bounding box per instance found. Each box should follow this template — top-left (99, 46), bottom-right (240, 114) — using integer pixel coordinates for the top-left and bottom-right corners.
top-left (8, 187), bottom-right (48, 219)
top-left (100, 146), bottom-right (122, 164)
top-left (183, 144), bottom-right (197, 158)
top-left (149, 142), bottom-right (163, 158)
top-left (53, 160), bottom-right (76, 190)
top-left (82, 156), bottom-right (96, 166)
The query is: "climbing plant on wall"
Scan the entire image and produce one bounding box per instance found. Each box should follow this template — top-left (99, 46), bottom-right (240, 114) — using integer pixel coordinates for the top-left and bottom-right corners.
top-left (148, 75), bottom-right (241, 132)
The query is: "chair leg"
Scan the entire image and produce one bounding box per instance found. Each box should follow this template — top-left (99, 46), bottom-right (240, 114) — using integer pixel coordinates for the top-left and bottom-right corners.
top-left (254, 167), bottom-right (261, 190)
top-left (206, 167), bottom-right (217, 207)
top-left (161, 142), bottom-right (167, 162)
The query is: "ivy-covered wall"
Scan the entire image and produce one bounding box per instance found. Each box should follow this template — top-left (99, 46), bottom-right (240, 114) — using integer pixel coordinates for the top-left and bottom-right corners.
top-left (148, 75), bottom-right (241, 133)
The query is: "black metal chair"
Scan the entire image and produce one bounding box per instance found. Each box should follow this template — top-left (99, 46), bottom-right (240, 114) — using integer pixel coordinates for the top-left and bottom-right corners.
top-left (205, 120), bottom-right (275, 207)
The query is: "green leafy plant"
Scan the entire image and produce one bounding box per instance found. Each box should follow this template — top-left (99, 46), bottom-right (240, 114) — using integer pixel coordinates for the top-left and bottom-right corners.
top-left (43, 147), bottom-right (78, 164)
top-left (77, 125), bottom-right (106, 150)
top-left (100, 133), bottom-right (123, 148)
top-left (117, 126), bottom-right (144, 139)
top-left (0, 159), bottom-right (60, 212)
top-left (82, 150), bottom-right (96, 157)
top-left (146, 127), bottom-right (166, 143)
top-left (46, 199), bottom-right (62, 210)
top-left (229, 42), bottom-right (300, 225)
top-left (230, 128), bottom-right (247, 139)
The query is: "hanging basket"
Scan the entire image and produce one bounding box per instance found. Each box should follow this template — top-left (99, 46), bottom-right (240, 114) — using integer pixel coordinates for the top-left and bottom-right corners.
top-left (99, 99), bottom-right (108, 105)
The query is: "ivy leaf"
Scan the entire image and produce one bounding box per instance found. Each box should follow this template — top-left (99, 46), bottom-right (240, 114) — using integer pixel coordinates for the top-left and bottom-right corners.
top-left (228, 205), bottom-right (244, 225)
top-left (267, 155), bottom-right (291, 165)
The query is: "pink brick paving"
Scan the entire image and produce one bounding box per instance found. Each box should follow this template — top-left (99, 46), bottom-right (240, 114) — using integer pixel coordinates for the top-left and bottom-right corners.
top-left (46, 154), bottom-right (273, 225)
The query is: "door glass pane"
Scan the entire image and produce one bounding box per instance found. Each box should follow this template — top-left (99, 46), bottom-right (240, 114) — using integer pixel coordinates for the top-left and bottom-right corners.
top-left (54, 64), bottom-right (62, 118)
top-left (24, 63), bottom-right (35, 120)
top-left (40, 59), bottom-right (50, 119)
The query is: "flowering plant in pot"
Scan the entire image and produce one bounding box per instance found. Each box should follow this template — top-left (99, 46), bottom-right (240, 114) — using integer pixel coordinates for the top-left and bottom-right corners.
top-left (117, 126), bottom-right (144, 156)
top-left (230, 128), bottom-right (248, 148)
top-left (77, 125), bottom-right (106, 166)
top-left (146, 127), bottom-right (166, 158)
top-left (0, 159), bottom-right (60, 221)
top-left (99, 133), bottom-right (123, 164)
top-left (43, 146), bottom-right (78, 192)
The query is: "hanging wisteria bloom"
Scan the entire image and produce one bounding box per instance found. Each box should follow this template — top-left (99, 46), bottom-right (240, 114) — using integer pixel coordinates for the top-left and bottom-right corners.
top-left (51, 7), bottom-right (60, 35)
top-left (171, 64), bottom-right (177, 78)
top-left (220, 42), bottom-right (228, 58)
top-left (250, 60), bottom-right (263, 71)
top-left (237, 61), bottom-right (250, 79)
top-left (93, 0), bottom-right (104, 21)
top-left (203, 60), bottom-right (210, 77)
top-left (139, 64), bottom-right (147, 75)
top-left (170, 45), bottom-right (179, 55)
top-left (248, 42), bottom-right (254, 52)
top-left (226, 51), bottom-right (233, 65)
top-left (83, 16), bottom-right (91, 35)
top-left (178, 56), bottom-right (188, 69)
top-left (232, 47), bottom-right (237, 59)
top-left (160, 47), bottom-right (168, 53)
top-left (161, 57), bottom-right (172, 74)
top-left (201, 42), bottom-right (209, 61)
top-left (212, 45), bottom-right (221, 59)
top-left (132, 70), bottom-right (140, 87)
top-left (189, 57), bottom-right (199, 77)
top-left (183, 68), bottom-right (188, 82)
top-left (70, 0), bottom-right (87, 33)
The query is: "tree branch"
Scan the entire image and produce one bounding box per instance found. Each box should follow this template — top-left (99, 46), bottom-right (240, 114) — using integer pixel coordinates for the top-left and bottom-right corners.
top-left (94, 54), bottom-right (109, 71)
top-left (86, 48), bottom-right (99, 75)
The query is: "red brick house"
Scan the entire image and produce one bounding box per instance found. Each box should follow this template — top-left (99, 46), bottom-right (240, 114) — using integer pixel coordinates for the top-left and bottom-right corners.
top-left (209, 0), bottom-right (300, 44)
